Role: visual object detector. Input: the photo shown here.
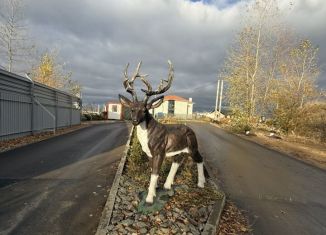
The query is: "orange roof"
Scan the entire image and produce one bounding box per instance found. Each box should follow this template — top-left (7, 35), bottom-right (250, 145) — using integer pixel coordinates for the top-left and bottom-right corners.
top-left (107, 100), bottom-right (121, 105)
top-left (164, 95), bottom-right (190, 102)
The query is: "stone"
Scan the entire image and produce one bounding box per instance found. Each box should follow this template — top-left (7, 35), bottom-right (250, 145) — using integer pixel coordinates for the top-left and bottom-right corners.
top-left (118, 228), bottom-right (128, 235)
top-left (174, 208), bottom-right (181, 213)
top-left (110, 215), bottom-right (123, 225)
top-left (188, 224), bottom-right (200, 235)
top-left (123, 211), bottom-right (133, 217)
top-left (160, 222), bottom-right (169, 228)
top-left (121, 219), bottom-right (134, 227)
top-left (139, 228), bottom-right (148, 234)
top-left (160, 228), bottom-right (170, 234)
top-left (198, 207), bottom-right (208, 218)
top-left (126, 227), bottom-right (137, 233)
top-left (149, 227), bottom-right (157, 235)
top-left (134, 221), bottom-right (147, 229)
top-left (188, 207), bottom-right (198, 218)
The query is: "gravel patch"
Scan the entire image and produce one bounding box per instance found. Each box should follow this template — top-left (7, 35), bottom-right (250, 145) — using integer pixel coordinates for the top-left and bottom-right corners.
top-left (107, 175), bottom-right (222, 235)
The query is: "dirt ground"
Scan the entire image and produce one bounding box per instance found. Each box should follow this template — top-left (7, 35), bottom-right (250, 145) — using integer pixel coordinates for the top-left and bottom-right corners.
top-left (239, 129), bottom-right (326, 170)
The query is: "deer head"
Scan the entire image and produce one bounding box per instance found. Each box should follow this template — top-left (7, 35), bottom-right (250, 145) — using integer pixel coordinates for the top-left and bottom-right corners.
top-left (119, 61), bottom-right (174, 125)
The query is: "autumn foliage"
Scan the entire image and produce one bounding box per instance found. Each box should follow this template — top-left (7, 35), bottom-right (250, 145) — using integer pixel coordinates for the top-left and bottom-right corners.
top-left (220, 0), bottom-right (324, 141)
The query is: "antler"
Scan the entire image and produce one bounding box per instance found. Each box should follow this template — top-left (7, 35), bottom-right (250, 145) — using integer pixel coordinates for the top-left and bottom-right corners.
top-left (123, 61), bottom-right (143, 101)
top-left (141, 60), bottom-right (174, 104)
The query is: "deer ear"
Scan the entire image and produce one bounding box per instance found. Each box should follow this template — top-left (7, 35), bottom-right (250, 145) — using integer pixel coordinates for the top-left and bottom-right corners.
top-left (119, 94), bottom-right (132, 107)
top-left (147, 96), bottom-right (164, 109)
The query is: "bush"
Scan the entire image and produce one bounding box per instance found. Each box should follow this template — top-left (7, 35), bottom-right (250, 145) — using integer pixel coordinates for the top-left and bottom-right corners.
top-left (229, 111), bottom-right (252, 133)
top-left (294, 102), bottom-right (326, 143)
top-left (82, 113), bottom-right (105, 121)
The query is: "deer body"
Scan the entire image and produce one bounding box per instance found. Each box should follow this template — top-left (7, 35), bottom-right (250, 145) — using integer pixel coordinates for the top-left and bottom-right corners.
top-left (119, 61), bottom-right (205, 203)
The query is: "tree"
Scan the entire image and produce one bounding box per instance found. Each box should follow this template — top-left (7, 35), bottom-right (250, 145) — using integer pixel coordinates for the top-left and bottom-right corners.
top-left (221, 0), bottom-right (281, 121)
top-left (0, 0), bottom-right (33, 72)
top-left (31, 51), bottom-right (81, 97)
top-left (220, 0), bottom-right (322, 136)
top-left (273, 39), bottom-right (319, 132)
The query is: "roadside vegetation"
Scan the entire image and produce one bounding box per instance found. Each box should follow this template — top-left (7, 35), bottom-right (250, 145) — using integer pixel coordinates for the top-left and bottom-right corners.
top-left (218, 0), bottom-right (325, 144)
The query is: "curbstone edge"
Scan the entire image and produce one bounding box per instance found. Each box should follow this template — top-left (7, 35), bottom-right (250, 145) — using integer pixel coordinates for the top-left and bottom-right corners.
top-left (95, 125), bottom-right (134, 235)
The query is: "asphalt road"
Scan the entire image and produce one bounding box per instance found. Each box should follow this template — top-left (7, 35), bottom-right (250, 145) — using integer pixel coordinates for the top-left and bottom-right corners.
top-left (0, 122), bottom-right (130, 235)
top-left (189, 123), bottom-right (326, 235)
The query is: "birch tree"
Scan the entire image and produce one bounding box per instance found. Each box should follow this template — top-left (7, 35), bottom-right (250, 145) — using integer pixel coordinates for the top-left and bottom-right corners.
top-left (222, 0), bottom-right (280, 121)
top-left (273, 39), bottom-right (319, 132)
top-left (0, 0), bottom-right (33, 72)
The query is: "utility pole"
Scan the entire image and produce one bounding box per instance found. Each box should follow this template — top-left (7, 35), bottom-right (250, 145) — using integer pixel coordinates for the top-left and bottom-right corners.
top-left (215, 79), bottom-right (220, 120)
top-left (218, 80), bottom-right (224, 117)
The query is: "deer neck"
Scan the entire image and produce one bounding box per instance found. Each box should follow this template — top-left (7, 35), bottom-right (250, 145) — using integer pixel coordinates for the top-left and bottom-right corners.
top-left (136, 111), bottom-right (158, 158)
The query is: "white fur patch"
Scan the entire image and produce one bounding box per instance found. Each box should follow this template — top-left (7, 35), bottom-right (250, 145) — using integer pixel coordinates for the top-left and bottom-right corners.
top-left (166, 148), bottom-right (189, 157)
top-left (164, 162), bottom-right (179, 190)
top-left (137, 121), bottom-right (152, 157)
top-left (146, 174), bottom-right (159, 203)
top-left (197, 162), bottom-right (205, 188)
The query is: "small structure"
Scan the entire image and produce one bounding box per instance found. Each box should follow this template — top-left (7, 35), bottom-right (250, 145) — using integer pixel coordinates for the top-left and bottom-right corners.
top-left (105, 101), bottom-right (124, 120)
top-left (152, 95), bottom-right (193, 119)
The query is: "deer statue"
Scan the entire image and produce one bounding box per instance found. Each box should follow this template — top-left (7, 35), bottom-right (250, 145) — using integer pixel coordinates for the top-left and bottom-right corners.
top-left (119, 61), bottom-right (205, 204)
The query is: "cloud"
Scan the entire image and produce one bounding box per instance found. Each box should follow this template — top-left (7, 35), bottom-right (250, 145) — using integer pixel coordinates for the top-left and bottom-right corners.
top-left (4, 0), bottom-right (326, 111)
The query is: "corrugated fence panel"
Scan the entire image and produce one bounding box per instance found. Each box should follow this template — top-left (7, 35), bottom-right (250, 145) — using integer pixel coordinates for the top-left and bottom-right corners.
top-left (0, 69), bottom-right (81, 141)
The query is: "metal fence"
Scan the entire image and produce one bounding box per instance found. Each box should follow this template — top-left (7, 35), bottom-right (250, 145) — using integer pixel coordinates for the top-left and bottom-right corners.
top-left (0, 69), bottom-right (81, 141)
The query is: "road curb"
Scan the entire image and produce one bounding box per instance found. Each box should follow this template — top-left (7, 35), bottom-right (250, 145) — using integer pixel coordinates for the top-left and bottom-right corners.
top-left (95, 126), bottom-right (134, 235)
top-left (202, 160), bottom-right (226, 235)
top-left (202, 190), bottom-right (226, 235)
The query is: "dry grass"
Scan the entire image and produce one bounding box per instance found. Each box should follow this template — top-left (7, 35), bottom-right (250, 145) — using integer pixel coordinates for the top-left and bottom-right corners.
top-left (217, 201), bottom-right (252, 235)
top-left (245, 129), bottom-right (326, 170)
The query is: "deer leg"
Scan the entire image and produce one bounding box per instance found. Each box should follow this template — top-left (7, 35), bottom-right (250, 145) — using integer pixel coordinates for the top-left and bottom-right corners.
top-left (197, 162), bottom-right (205, 188)
top-left (164, 162), bottom-right (179, 190)
top-left (193, 150), bottom-right (205, 188)
top-left (187, 133), bottom-right (206, 188)
top-left (146, 155), bottom-right (163, 204)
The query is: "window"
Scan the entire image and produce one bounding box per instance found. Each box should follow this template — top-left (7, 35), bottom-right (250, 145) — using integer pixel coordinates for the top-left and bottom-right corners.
top-left (112, 105), bottom-right (118, 112)
top-left (168, 100), bottom-right (175, 115)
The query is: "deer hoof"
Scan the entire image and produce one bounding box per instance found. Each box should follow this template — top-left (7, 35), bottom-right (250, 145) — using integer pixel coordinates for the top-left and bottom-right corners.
top-left (197, 182), bottom-right (205, 188)
top-left (164, 183), bottom-right (171, 190)
top-left (145, 196), bottom-right (154, 204)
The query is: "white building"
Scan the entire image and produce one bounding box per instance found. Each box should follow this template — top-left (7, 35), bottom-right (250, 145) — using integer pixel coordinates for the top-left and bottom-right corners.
top-left (152, 95), bottom-right (193, 119)
top-left (105, 101), bottom-right (124, 120)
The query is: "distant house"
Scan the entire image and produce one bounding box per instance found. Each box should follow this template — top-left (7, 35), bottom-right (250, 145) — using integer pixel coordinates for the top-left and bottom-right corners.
top-left (105, 101), bottom-right (124, 120)
top-left (152, 95), bottom-right (193, 119)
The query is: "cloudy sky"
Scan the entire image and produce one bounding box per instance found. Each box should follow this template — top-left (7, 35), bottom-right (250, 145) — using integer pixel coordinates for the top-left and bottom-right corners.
top-left (5, 0), bottom-right (326, 111)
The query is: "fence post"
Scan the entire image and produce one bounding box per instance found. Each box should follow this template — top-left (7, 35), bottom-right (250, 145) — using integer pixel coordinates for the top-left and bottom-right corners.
top-left (30, 81), bottom-right (35, 135)
top-left (55, 91), bottom-right (58, 130)
top-left (70, 96), bottom-right (73, 126)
